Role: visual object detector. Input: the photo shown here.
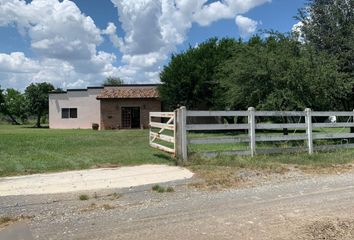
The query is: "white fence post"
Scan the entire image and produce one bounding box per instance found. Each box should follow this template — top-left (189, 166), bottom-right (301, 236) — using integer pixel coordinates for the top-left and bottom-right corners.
top-left (248, 107), bottom-right (256, 157)
top-left (305, 108), bottom-right (313, 154)
top-left (176, 106), bottom-right (188, 162)
top-left (173, 109), bottom-right (177, 157)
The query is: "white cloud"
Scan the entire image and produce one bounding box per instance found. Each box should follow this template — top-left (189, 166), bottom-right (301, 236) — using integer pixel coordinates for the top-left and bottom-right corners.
top-left (0, 52), bottom-right (40, 73)
top-left (0, 0), bottom-right (120, 89)
top-left (292, 21), bottom-right (305, 43)
top-left (0, 52), bottom-right (121, 90)
top-left (108, 0), bottom-right (270, 83)
top-left (235, 15), bottom-right (259, 37)
top-left (0, 0), bottom-right (271, 89)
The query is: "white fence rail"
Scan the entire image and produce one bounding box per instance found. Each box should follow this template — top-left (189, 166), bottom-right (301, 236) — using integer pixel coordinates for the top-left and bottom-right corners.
top-left (149, 107), bottom-right (354, 162)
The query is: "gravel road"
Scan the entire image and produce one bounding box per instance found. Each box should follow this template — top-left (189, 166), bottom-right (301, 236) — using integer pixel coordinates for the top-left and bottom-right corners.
top-left (1, 171), bottom-right (354, 240)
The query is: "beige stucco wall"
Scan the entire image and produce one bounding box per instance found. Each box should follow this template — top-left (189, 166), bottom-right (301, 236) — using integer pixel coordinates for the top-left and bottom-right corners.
top-left (49, 89), bottom-right (101, 129)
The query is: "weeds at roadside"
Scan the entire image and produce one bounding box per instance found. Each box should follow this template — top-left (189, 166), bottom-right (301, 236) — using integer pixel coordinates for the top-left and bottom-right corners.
top-left (152, 184), bottom-right (165, 193)
top-left (152, 185), bottom-right (175, 193)
top-left (107, 192), bottom-right (122, 200)
top-left (186, 149), bottom-right (354, 190)
top-left (152, 184), bottom-right (162, 191)
top-left (80, 203), bottom-right (119, 212)
top-left (0, 216), bottom-right (13, 225)
top-left (80, 203), bottom-right (98, 212)
top-left (166, 187), bottom-right (175, 192)
top-left (102, 204), bottom-right (117, 210)
top-left (79, 194), bottom-right (89, 201)
top-left (0, 215), bottom-right (34, 228)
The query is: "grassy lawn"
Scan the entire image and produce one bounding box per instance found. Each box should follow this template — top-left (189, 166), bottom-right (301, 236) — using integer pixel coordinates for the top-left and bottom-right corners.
top-left (2, 123), bottom-right (354, 185)
top-left (0, 125), bottom-right (174, 177)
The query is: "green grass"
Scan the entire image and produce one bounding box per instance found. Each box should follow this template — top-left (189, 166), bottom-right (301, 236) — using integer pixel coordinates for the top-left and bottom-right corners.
top-left (0, 125), bottom-right (174, 177)
top-left (188, 128), bottom-right (352, 153)
top-left (2, 124), bottom-right (354, 179)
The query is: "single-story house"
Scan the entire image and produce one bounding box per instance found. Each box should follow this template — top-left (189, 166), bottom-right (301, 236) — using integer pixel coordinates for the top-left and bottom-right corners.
top-left (49, 84), bottom-right (161, 130)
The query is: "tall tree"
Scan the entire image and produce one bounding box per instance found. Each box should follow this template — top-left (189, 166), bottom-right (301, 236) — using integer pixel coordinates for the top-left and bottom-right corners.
top-left (0, 88), bottom-right (27, 125)
top-left (25, 82), bottom-right (54, 128)
top-left (159, 38), bottom-right (238, 110)
top-left (0, 87), bottom-right (4, 108)
top-left (103, 77), bottom-right (124, 86)
top-left (0, 87), bottom-right (4, 121)
top-left (217, 34), bottom-right (347, 111)
top-left (297, 0), bottom-right (354, 110)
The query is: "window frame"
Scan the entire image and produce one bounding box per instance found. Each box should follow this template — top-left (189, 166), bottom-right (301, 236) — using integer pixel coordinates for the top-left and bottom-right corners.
top-left (61, 108), bottom-right (78, 119)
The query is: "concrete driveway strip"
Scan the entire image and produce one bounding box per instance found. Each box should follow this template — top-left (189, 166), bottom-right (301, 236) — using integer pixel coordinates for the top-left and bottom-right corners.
top-left (0, 165), bottom-right (194, 196)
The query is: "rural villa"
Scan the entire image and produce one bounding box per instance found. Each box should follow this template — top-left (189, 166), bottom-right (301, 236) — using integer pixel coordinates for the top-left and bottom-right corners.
top-left (49, 84), bottom-right (161, 130)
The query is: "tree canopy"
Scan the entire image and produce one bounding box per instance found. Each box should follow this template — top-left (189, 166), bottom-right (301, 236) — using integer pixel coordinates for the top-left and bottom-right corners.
top-left (104, 76), bottom-right (124, 86)
top-left (25, 82), bottom-right (54, 128)
top-left (0, 88), bottom-right (27, 124)
top-left (297, 0), bottom-right (354, 110)
top-left (217, 34), bottom-right (348, 111)
top-left (159, 33), bottom-right (350, 112)
top-left (159, 38), bottom-right (237, 110)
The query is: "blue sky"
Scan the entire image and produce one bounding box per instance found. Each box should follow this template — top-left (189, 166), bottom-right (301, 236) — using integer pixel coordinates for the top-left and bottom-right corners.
top-left (0, 0), bottom-right (306, 90)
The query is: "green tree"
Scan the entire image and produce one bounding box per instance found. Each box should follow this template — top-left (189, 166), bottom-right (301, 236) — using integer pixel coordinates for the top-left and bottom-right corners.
top-left (159, 38), bottom-right (238, 110)
top-left (297, 0), bottom-right (354, 110)
top-left (217, 34), bottom-right (347, 111)
top-left (103, 76), bottom-right (124, 86)
top-left (0, 88), bottom-right (28, 125)
top-left (25, 82), bottom-right (54, 128)
top-left (0, 86), bottom-right (4, 108)
top-left (0, 87), bottom-right (4, 122)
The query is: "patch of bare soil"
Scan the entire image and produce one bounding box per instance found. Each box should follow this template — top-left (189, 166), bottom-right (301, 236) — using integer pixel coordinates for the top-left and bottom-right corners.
top-left (80, 203), bottom-right (121, 213)
top-left (189, 164), bottom-right (354, 190)
top-left (299, 164), bottom-right (354, 175)
top-left (188, 166), bottom-right (291, 190)
top-left (297, 218), bottom-right (354, 240)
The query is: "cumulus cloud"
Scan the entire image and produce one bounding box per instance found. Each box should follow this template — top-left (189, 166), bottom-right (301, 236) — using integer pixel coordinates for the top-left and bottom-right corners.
top-left (0, 0), bottom-right (271, 89)
top-left (292, 21), bottom-right (305, 43)
top-left (0, 0), bottom-right (120, 89)
top-left (0, 52), bottom-right (40, 73)
top-left (108, 0), bottom-right (270, 83)
top-left (235, 15), bottom-right (259, 37)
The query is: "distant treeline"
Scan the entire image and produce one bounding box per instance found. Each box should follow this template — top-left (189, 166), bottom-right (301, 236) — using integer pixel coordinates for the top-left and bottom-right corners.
top-left (159, 0), bottom-right (354, 112)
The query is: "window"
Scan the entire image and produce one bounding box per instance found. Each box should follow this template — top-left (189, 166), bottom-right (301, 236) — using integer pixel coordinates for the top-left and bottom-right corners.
top-left (62, 108), bottom-right (69, 119)
top-left (62, 108), bottom-right (78, 119)
top-left (70, 108), bottom-right (77, 118)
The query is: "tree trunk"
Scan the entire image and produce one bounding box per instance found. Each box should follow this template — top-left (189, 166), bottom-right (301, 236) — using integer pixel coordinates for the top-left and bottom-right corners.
top-left (36, 113), bottom-right (41, 128)
top-left (7, 114), bottom-right (20, 125)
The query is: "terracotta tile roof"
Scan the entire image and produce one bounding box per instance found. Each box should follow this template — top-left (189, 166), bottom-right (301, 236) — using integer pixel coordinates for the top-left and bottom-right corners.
top-left (97, 86), bottom-right (159, 99)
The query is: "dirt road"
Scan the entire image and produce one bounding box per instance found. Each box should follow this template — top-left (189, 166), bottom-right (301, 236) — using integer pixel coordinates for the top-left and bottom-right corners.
top-left (1, 171), bottom-right (354, 240)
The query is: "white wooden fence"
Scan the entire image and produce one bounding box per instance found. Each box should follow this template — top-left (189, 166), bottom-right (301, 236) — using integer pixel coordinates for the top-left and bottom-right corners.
top-left (149, 111), bottom-right (176, 155)
top-left (150, 107), bottom-right (354, 162)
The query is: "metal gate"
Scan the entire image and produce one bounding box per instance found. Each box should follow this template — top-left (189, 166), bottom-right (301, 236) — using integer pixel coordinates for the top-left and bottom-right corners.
top-left (149, 111), bottom-right (176, 155)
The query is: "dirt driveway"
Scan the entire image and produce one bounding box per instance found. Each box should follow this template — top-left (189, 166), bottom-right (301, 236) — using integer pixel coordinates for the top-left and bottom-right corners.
top-left (1, 170), bottom-right (354, 240)
top-left (0, 165), bottom-right (194, 196)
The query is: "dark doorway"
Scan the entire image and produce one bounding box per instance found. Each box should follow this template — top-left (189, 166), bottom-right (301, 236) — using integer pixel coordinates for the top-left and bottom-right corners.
top-left (121, 107), bottom-right (140, 129)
